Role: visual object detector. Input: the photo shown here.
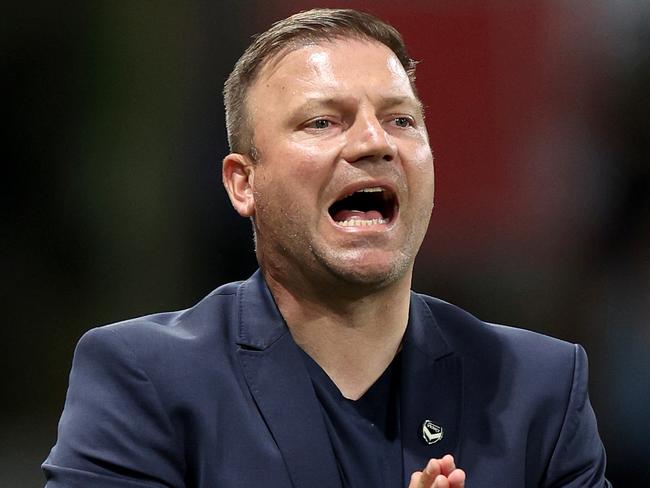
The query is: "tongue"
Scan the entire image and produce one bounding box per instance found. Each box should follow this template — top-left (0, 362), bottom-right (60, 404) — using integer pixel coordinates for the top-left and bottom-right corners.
top-left (333, 209), bottom-right (383, 222)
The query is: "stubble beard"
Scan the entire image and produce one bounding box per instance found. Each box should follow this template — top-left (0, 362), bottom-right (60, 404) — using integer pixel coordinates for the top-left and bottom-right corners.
top-left (309, 215), bottom-right (431, 295)
top-left (253, 187), bottom-right (432, 299)
top-left (256, 223), bottom-right (416, 299)
top-left (310, 244), bottom-right (410, 291)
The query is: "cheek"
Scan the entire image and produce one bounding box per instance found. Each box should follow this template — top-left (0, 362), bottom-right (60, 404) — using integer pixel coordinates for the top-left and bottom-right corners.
top-left (253, 164), bottom-right (318, 224)
top-left (407, 144), bottom-right (434, 184)
top-left (405, 143), bottom-right (435, 208)
top-left (289, 141), bottom-right (340, 174)
top-left (270, 142), bottom-right (339, 203)
top-left (412, 142), bottom-right (434, 169)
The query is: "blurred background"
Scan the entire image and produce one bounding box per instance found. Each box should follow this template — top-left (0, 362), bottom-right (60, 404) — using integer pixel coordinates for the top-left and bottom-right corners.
top-left (3, 0), bottom-right (648, 485)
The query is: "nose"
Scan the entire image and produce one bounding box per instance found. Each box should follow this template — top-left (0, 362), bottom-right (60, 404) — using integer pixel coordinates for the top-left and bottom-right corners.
top-left (342, 111), bottom-right (397, 164)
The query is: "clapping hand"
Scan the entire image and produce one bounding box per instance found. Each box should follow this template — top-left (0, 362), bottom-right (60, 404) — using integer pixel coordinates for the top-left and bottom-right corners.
top-left (409, 454), bottom-right (465, 488)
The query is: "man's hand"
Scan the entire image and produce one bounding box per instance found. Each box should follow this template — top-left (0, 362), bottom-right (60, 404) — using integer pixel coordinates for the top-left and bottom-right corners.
top-left (408, 454), bottom-right (466, 488)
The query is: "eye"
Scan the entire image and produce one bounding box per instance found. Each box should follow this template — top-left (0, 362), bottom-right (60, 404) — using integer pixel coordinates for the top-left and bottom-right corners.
top-left (306, 118), bottom-right (332, 130)
top-left (392, 116), bottom-right (414, 128)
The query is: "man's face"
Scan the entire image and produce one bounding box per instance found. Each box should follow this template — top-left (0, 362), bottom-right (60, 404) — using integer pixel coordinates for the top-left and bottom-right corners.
top-left (244, 38), bottom-right (434, 289)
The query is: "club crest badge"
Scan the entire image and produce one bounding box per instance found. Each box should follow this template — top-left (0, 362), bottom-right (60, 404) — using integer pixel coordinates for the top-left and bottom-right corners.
top-left (421, 419), bottom-right (444, 445)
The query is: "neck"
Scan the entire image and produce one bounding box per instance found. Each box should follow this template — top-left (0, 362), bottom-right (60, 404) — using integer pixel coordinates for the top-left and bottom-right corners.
top-left (264, 269), bottom-right (412, 400)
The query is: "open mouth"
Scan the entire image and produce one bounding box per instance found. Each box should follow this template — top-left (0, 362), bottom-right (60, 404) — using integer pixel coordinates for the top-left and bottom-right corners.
top-left (328, 186), bottom-right (397, 227)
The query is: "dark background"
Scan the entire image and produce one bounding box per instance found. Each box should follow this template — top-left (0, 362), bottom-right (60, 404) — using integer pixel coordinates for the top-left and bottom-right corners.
top-left (3, 1), bottom-right (648, 486)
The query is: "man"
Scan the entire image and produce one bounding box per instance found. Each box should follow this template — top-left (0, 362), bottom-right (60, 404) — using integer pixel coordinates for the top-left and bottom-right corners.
top-left (43, 9), bottom-right (609, 487)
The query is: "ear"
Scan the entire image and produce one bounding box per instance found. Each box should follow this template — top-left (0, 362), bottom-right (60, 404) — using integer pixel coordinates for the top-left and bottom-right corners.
top-left (222, 153), bottom-right (255, 217)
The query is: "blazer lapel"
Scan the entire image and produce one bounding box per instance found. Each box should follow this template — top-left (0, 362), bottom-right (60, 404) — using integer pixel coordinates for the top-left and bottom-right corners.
top-left (235, 271), bottom-right (341, 488)
top-left (400, 293), bottom-right (464, 482)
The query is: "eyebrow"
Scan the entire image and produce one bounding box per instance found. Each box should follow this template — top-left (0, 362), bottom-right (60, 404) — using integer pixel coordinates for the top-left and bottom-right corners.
top-left (293, 95), bottom-right (424, 116)
top-left (377, 95), bottom-right (425, 115)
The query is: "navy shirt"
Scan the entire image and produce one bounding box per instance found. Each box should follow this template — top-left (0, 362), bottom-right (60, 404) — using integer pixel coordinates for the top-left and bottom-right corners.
top-left (300, 350), bottom-right (403, 488)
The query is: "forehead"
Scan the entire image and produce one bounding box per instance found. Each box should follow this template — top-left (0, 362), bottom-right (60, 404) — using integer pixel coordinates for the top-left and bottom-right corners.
top-left (248, 38), bottom-right (416, 110)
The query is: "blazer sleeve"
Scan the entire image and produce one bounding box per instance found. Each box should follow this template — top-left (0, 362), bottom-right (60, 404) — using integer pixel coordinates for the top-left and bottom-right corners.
top-left (543, 344), bottom-right (611, 487)
top-left (42, 326), bottom-right (185, 487)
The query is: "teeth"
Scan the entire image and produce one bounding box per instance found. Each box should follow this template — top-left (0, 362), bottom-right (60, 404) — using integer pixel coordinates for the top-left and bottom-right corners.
top-left (338, 218), bottom-right (388, 227)
top-left (342, 187), bottom-right (384, 198)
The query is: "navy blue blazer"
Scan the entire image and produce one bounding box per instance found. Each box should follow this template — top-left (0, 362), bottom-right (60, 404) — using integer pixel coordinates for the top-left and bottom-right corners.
top-left (43, 270), bottom-right (609, 487)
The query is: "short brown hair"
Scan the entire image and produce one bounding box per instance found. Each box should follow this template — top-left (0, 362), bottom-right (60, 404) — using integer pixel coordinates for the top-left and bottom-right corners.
top-left (223, 8), bottom-right (418, 158)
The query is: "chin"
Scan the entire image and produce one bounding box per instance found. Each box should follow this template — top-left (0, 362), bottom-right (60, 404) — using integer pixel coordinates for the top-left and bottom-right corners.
top-left (318, 250), bottom-right (412, 290)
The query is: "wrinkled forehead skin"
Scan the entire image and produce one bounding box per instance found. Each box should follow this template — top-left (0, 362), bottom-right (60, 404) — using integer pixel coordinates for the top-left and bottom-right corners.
top-left (260, 44), bottom-right (420, 127)
top-left (272, 40), bottom-right (412, 91)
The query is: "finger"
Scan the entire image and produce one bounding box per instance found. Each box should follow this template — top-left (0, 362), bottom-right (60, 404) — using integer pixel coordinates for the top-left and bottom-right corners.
top-left (439, 454), bottom-right (456, 476)
top-left (409, 471), bottom-right (438, 488)
top-left (411, 459), bottom-right (442, 488)
top-left (408, 471), bottom-right (423, 488)
top-left (432, 474), bottom-right (450, 488)
top-left (448, 468), bottom-right (466, 488)
top-left (421, 458), bottom-right (442, 485)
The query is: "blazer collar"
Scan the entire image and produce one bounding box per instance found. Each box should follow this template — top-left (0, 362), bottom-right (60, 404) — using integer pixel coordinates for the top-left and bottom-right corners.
top-left (404, 292), bottom-right (453, 360)
top-left (400, 293), bottom-right (464, 482)
top-left (235, 270), bottom-right (342, 488)
top-left (235, 269), bottom-right (288, 350)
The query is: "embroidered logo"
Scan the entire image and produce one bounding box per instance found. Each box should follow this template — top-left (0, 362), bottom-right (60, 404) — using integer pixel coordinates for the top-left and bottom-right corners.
top-left (421, 420), bottom-right (444, 445)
